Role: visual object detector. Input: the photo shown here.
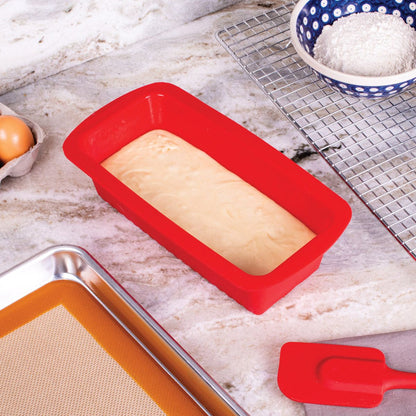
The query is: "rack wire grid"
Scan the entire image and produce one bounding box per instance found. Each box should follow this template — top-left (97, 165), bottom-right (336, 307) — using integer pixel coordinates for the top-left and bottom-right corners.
top-left (217, 2), bottom-right (416, 260)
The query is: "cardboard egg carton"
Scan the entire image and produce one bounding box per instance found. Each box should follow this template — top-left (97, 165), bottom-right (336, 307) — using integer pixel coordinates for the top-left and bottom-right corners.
top-left (0, 103), bottom-right (46, 183)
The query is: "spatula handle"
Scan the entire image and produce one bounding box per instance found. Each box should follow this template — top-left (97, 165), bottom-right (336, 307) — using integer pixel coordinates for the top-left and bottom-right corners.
top-left (384, 367), bottom-right (416, 391)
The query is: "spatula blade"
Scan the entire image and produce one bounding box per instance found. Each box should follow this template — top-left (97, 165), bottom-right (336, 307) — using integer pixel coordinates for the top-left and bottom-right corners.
top-left (277, 342), bottom-right (385, 408)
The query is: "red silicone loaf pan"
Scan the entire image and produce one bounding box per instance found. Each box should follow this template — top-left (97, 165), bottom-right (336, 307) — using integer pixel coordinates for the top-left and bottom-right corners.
top-left (63, 82), bottom-right (351, 314)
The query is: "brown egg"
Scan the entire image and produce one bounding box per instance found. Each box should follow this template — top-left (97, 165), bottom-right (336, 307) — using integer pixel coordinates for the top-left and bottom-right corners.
top-left (0, 115), bottom-right (35, 164)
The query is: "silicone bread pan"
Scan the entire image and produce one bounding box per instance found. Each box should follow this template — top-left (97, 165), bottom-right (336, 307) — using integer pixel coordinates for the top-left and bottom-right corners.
top-left (63, 82), bottom-right (351, 314)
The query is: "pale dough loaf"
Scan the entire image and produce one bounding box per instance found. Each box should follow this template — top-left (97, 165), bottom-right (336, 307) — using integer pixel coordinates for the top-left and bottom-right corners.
top-left (101, 130), bottom-right (316, 275)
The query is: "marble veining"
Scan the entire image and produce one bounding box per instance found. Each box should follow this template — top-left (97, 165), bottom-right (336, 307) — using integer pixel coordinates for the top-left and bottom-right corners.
top-left (1, 1), bottom-right (416, 415)
top-left (0, 0), bottom-right (240, 95)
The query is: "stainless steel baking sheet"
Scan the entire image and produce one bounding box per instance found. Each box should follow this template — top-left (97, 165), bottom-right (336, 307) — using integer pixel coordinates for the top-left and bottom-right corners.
top-left (0, 245), bottom-right (248, 416)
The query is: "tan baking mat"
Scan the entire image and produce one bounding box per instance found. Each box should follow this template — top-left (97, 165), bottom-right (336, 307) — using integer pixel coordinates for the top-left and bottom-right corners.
top-left (304, 329), bottom-right (416, 416)
top-left (0, 279), bottom-right (207, 416)
top-left (0, 304), bottom-right (166, 416)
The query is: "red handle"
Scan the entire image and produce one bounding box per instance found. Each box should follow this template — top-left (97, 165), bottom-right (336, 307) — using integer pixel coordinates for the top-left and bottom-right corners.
top-left (383, 367), bottom-right (416, 392)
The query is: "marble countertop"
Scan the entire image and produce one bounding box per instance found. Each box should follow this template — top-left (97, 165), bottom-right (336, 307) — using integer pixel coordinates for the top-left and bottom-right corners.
top-left (1, 1), bottom-right (416, 415)
top-left (0, 0), bottom-right (238, 95)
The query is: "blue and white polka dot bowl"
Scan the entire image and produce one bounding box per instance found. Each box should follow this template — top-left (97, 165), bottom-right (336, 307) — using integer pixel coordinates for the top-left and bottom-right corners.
top-left (290, 0), bottom-right (416, 97)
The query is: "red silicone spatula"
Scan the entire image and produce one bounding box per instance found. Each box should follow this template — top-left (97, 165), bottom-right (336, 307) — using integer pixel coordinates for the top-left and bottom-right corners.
top-left (278, 342), bottom-right (416, 408)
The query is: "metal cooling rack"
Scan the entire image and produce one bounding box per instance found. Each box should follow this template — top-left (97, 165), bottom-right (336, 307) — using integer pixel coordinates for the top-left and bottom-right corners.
top-left (217, 2), bottom-right (416, 260)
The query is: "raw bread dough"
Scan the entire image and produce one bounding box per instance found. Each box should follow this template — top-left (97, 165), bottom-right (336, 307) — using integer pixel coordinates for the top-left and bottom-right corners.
top-left (101, 130), bottom-right (316, 275)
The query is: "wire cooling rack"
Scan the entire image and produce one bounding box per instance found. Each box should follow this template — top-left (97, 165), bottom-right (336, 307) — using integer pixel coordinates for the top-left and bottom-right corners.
top-left (217, 2), bottom-right (416, 260)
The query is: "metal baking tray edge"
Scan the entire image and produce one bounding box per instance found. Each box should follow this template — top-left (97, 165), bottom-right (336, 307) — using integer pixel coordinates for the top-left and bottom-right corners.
top-left (0, 244), bottom-right (248, 416)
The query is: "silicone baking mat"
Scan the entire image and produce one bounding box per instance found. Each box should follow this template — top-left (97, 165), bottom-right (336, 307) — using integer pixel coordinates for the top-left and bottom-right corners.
top-left (216, 3), bottom-right (416, 260)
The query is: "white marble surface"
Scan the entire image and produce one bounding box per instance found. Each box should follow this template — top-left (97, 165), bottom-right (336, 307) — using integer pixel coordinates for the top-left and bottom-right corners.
top-left (1, 1), bottom-right (416, 415)
top-left (0, 0), bottom-right (239, 95)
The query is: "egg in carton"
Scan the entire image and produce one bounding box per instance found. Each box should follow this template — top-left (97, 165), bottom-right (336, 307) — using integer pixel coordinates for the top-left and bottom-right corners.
top-left (0, 103), bottom-right (46, 183)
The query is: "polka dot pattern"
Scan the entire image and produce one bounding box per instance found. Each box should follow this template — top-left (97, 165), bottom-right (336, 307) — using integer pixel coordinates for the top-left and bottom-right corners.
top-left (293, 0), bottom-right (416, 97)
